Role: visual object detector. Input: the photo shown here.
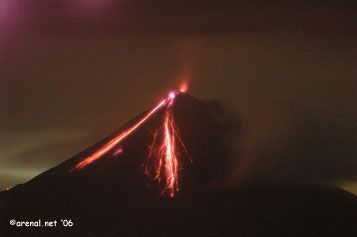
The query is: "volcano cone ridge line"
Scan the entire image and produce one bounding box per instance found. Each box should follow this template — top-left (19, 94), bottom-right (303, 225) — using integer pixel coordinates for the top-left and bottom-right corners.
top-left (4, 93), bottom-right (237, 197)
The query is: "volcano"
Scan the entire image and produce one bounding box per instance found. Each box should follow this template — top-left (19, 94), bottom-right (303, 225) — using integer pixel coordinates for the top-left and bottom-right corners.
top-left (3, 91), bottom-right (236, 197)
top-left (1, 91), bottom-right (356, 236)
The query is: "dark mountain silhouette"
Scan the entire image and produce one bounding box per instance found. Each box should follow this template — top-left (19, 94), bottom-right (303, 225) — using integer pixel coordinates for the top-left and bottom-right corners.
top-left (1, 93), bottom-right (356, 236)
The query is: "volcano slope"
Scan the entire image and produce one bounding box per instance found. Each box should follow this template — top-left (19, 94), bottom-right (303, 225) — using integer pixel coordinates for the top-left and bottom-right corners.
top-left (1, 93), bottom-right (356, 236)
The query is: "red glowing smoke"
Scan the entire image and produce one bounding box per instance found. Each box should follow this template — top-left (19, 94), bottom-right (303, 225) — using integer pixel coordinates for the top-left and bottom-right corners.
top-left (179, 81), bottom-right (188, 93)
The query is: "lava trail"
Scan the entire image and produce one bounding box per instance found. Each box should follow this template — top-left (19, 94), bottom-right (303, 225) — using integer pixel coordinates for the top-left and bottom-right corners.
top-left (71, 99), bottom-right (166, 171)
top-left (162, 110), bottom-right (179, 197)
top-left (145, 93), bottom-right (190, 197)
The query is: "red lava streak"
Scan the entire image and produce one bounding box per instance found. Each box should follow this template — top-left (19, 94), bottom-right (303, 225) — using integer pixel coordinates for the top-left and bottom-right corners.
top-left (162, 111), bottom-right (179, 196)
top-left (71, 99), bottom-right (166, 171)
top-left (145, 94), bottom-right (189, 197)
top-left (70, 89), bottom-right (190, 197)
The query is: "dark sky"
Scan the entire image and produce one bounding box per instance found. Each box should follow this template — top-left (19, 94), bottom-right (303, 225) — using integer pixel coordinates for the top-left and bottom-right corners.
top-left (0, 0), bottom-right (356, 193)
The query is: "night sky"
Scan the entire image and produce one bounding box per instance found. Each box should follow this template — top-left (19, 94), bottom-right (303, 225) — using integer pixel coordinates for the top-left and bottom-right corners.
top-left (0, 1), bottom-right (356, 193)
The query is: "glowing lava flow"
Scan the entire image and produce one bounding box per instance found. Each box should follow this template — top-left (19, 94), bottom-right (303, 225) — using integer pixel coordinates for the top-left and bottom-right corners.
top-left (71, 99), bottom-right (166, 171)
top-left (162, 111), bottom-right (179, 197)
top-left (145, 93), bottom-right (190, 197)
top-left (71, 89), bottom-right (189, 197)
